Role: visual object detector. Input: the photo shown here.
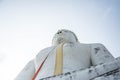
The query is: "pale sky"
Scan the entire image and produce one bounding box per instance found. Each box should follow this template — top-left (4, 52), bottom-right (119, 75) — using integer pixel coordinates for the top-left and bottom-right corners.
top-left (0, 0), bottom-right (120, 80)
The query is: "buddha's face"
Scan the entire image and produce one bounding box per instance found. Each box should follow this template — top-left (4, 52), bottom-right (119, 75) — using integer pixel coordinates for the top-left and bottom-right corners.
top-left (52, 29), bottom-right (78, 46)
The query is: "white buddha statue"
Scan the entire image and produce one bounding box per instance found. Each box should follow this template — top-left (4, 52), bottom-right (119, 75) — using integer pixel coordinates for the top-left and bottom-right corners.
top-left (15, 29), bottom-right (114, 80)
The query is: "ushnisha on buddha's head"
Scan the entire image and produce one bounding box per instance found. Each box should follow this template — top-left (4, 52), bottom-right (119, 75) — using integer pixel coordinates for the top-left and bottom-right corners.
top-left (52, 29), bottom-right (78, 46)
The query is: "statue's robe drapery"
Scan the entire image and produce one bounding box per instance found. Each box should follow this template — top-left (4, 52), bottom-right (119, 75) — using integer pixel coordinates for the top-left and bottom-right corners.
top-left (15, 43), bottom-right (114, 80)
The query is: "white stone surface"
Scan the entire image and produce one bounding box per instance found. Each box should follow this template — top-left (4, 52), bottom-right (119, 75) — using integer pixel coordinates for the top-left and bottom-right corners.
top-left (15, 29), bottom-right (116, 80)
top-left (40, 57), bottom-right (120, 80)
top-left (15, 60), bottom-right (35, 80)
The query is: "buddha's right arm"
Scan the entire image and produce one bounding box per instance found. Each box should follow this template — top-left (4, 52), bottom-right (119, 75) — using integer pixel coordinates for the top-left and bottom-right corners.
top-left (15, 60), bottom-right (35, 80)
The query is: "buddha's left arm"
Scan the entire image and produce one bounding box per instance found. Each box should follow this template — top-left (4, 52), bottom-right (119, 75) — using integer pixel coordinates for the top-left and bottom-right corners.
top-left (90, 43), bottom-right (115, 66)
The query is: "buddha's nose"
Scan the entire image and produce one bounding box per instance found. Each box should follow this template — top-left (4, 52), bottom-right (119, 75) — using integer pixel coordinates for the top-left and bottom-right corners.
top-left (57, 31), bottom-right (62, 34)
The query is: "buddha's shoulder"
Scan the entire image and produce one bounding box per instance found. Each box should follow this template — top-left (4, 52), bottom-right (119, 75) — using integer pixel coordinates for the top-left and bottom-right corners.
top-left (36, 46), bottom-right (56, 57)
top-left (63, 42), bottom-right (91, 48)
